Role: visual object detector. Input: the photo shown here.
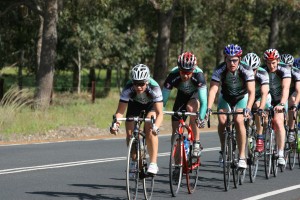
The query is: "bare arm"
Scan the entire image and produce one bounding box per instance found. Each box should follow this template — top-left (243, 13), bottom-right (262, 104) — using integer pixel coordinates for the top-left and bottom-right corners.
top-left (294, 82), bottom-right (300, 105)
top-left (153, 102), bottom-right (163, 128)
top-left (280, 78), bottom-right (291, 104)
top-left (246, 81), bottom-right (255, 109)
top-left (207, 81), bottom-right (219, 109)
top-left (259, 84), bottom-right (269, 110)
top-left (114, 101), bottom-right (128, 124)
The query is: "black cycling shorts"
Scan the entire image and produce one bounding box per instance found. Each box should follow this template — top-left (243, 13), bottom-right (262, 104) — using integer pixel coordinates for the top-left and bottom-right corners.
top-left (126, 100), bottom-right (155, 118)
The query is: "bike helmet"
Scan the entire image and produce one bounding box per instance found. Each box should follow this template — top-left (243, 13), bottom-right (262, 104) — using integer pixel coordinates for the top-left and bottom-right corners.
top-left (224, 44), bottom-right (243, 57)
top-left (131, 64), bottom-right (150, 81)
top-left (263, 49), bottom-right (280, 60)
top-left (280, 54), bottom-right (294, 66)
top-left (242, 53), bottom-right (261, 70)
top-left (177, 52), bottom-right (197, 72)
top-left (294, 57), bottom-right (300, 69)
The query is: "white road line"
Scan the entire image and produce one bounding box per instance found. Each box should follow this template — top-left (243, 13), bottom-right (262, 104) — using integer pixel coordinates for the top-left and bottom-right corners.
top-left (0, 147), bottom-right (220, 175)
top-left (242, 185), bottom-right (300, 200)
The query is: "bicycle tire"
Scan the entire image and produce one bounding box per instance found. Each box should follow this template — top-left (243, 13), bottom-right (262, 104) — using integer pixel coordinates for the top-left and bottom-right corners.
top-left (186, 153), bottom-right (200, 194)
top-left (272, 133), bottom-right (278, 177)
top-left (264, 128), bottom-right (273, 179)
top-left (142, 137), bottom-right (154, 200)
top-left (223, 132), bottom-right (231, 191)
top-left (248, 133), bottom-right (259, 183)
top-left (169, 133), bottom-right (183, 197)
top-left (126, 137), bottom-right (140, 200)
top-left (232, 141), bottom-right (239, 189)
top-left (288, 142), bottom-right (296, 170)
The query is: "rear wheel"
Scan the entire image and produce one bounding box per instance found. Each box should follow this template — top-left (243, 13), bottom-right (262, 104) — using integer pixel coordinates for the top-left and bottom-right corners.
top-left (169, 133), bottom-right (183, 197)
top-left (264, 128), bottom-right (273, 179)
top-left (186, 154), bottom-right (200, 194)
top-left (223, 132), bottom-right (231, 191)
top-left (126, 138), bottom-right (140, 200)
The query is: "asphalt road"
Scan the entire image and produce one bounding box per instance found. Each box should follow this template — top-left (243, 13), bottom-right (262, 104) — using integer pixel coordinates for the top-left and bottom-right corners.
top-left (0, 131), bottom-right (300, 200)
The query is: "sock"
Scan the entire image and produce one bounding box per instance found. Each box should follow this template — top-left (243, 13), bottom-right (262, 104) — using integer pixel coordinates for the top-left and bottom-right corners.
top-left (278, 149), bottom-right (284, 157)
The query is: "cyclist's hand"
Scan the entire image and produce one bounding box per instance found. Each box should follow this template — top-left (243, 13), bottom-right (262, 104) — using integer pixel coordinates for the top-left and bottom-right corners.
top-left (257, 108), bottom-right (266, 117)
top-left (152, 124), bottom-right (159, 135)
top-left (205, 108), bottom-right (212, 120)
top-left (243, 108), bottom-right (251, 118)
top-left (196, 119), bottom-right (205, 128)
top-left (289, 104), bottom-right (298, 112)
top-left (110, 122), bottom-right (120, 135)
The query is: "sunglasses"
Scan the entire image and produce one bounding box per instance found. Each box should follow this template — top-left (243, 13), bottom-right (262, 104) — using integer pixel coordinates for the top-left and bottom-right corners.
top-left (226, 58), bottom-right (239, 64)
top-left (180, 70), bottom-right (193, 75)
top-left (133, 82), bottom-right (146, 87)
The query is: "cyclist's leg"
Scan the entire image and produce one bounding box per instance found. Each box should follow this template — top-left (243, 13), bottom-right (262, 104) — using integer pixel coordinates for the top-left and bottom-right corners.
top-left (288, 92), bottom-right (297, 142)
top-left (217, 94), bottom-right (230, 151)
top-left (273, 107), bottom-right (286, 161)
top-left (234, 94), bottom-right (248, 168)
top-left (186, 94), bottom-right (200, 141)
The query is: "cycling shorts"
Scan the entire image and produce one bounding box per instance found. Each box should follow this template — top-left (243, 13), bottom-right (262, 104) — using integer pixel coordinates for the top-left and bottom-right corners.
top-left (172, 91), bottom-right (199, 121)
top-left (217, 93), bottom-right (248, 110)
top-left (126, 100), bottom-right (155, 118)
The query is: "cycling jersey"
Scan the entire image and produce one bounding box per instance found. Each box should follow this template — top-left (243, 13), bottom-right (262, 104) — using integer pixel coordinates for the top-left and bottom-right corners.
top-left (289, 66), bottom-right (300, 96)
top-left (120, 78), bottom-right (163, 104)
top-left (162, 66), bottom-right (207, 119)
top-left (262, 63), bottom-right (292, 105)
top-left (254, 67), bottom-right (269, 101)
top-left (211, 62), bottom-right (254, 106)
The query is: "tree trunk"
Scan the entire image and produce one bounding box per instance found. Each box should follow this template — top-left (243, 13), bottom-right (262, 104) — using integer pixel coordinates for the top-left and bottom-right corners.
top-left (36, 14), bottom-right (44, 85)
top-left (35, 0), bottom-right (57, 109)
top-left (180, 6), bottom-right (187, 54)
top-left (268, 7), bottom-right (279, 49)
top-left (152, 0), bottom-right (177, 87)
top-left (18, 50), bottom-right (24, 90)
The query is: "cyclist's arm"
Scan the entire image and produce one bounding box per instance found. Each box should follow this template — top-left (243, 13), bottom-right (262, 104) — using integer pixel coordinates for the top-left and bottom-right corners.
top-left (259, 84), bottom-right (269, 110)
top-left (162, 87), bottom-right (171, 109)
top-left (198, 86), bottom-right (207, 119)
top-left (246, 81), bottom-right (255, 110)
top-left (153, 101), bottom-right (164, 129)
top-left (207, 80), bottom-right (219, 109)
top-left (280, 78), bottom-right (291, 104)
top-left (114, 101), bottom-right (128, 125)
top-left (294, 82), bottom-right (300, 106)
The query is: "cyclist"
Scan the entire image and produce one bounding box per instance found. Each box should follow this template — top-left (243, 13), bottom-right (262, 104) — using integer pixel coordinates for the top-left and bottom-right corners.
top-left (206, 44), bottom-right (255, 169)
top-left (241, 53), bottom-right (271, 152)
top-left (162, 52), bottom-right (207, 157)
top-left (280, 54), bottom-right (300, 143)
top-left (262, 49), bottom-right (291, 166)
top-left (110, 64), bottom-right (163, 175)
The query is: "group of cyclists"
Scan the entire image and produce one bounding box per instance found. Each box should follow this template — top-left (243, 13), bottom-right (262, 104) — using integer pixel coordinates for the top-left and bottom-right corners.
top-left (109, 43), bottom-right (300, 178)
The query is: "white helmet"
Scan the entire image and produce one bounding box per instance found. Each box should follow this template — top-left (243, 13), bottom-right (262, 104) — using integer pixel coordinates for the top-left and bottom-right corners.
top-left (280, 54), bottom-right (294, 65)
top-left (242, 53), bottom-right (261, 70)
top-left (131, 64), bottom-right (150, 81)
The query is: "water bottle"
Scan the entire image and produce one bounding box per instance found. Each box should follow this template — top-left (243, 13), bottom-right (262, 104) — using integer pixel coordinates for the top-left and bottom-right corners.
top-left (184, 137), bottom-right (190, 157)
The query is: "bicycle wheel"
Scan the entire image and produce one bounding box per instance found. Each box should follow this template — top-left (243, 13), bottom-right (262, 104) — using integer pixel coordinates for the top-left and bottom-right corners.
top-left (232, 141), bottom-right (239, 189)
top-left (126, 137), bottom-right (140, 200)
top-left (142, 139), bottom-right (154, 200)
top-left (186, 154), bottom-right (200, 194)
top-left (223, 132), bottom-right (231, 191)
top-left (288, 142), bottom-right (296, 170)
top-left (169, 133), bottom-right (183, 197)
top-left (249, 135), bottom-right (259, 183)
top-left (264, 128), bottom-right (273, 179)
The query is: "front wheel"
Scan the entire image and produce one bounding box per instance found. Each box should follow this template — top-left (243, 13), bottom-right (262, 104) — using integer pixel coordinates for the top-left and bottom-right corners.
top-left (223, 132), bottom-right (231, 191)
top-left (126, 138), bottom-right (140, 200)
top-left (169, 133), bottom-right (183, 197)
top-left (264, 128), bottom-right (273, 179)
top-left (142, 138), bottom-right (154, 200)
top-left (186, 155), bottom-right (200, 194)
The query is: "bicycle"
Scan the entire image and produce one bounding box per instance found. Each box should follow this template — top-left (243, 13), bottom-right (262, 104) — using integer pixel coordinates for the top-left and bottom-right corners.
top-left (284, 106), bottom-right (299, 170)
top-left (112, 110), bottom-right (155, 200)
top-left (263, 106), bottom-right (280, 178)
top-left (164, 111), bottom-right (201, 197)
top-left (207, 107), bottom-right (244, 191)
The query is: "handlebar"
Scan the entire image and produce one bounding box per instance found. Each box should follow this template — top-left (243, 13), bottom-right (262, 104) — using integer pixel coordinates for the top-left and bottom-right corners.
top-left (207, 110), bottom-right (244, 128)
top-left (163, 111), bottom-right (198, 117)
